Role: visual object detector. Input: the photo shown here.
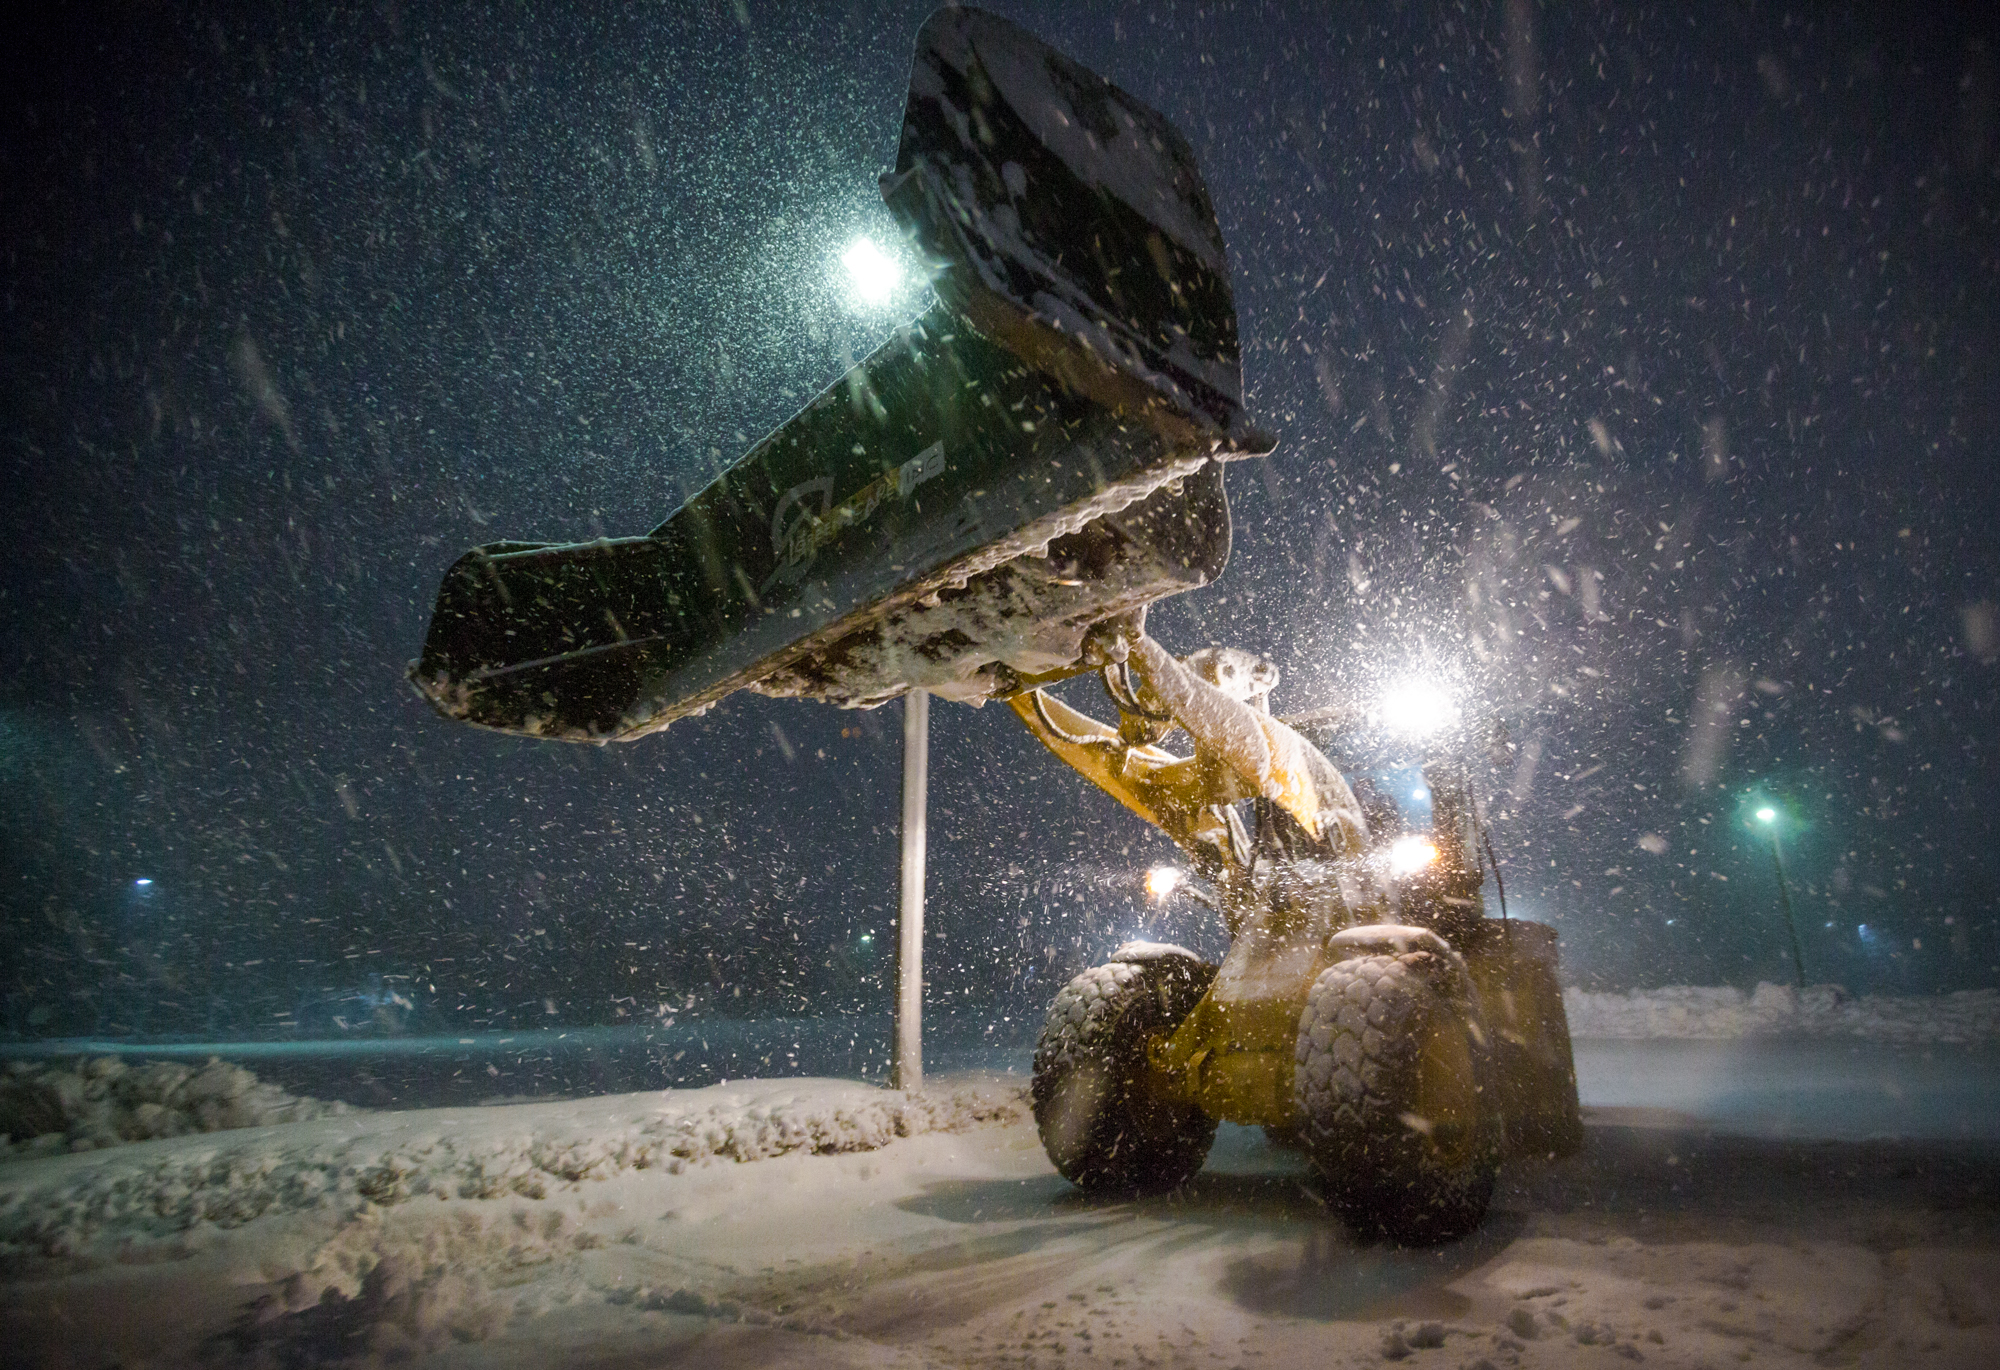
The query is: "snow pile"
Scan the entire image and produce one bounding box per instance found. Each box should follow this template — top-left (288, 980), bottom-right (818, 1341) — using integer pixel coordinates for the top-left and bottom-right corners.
top-left (1565, 983), bottom-right (2000, 1044)
top-left (0, 1055), bottom-right (354, 1158)
top-left (0, 1077), bottom-right (1024, 1269)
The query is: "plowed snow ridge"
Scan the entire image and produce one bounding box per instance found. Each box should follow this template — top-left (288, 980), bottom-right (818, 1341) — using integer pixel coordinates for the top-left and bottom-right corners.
top-left (1565, 982), bottom-right (2000, 1043)
top-left (0, 1078), bottom-right (1024, 1266)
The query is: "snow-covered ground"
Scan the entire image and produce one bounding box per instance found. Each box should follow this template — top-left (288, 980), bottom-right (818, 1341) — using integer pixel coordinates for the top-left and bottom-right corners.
top-left (0, 1056), bottom-right (356, 1160)
top-left (1, 1043), bottom-right (1996, 1369)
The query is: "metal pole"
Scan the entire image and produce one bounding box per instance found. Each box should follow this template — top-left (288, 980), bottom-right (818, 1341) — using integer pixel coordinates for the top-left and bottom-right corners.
top-left (893, 688), bottom-right (928, 1091)
top-left (1768, 833), bottom-right (1806, 991)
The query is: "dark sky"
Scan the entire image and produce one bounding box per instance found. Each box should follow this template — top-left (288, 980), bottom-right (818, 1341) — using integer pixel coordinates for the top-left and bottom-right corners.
top-left (3, 2), bottom-right (1996, 1040)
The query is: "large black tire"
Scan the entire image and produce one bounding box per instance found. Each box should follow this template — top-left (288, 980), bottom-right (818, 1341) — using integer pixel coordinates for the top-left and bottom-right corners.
top-left (1032, 959), bottom-right (1217, 1192)
top-left (1294, 951), bottom-right (1502, 1245)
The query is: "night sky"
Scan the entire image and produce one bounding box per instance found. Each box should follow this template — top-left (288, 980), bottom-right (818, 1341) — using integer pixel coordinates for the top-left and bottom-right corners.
top-left (3, 2), bottom-right (1996, 1042)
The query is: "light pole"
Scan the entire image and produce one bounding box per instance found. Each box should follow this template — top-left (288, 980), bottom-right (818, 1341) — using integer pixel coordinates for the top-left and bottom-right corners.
top-left (1755, 807), bottom-right (1806, 990)
top-left (842, 241), bottom-right (924, 1092)
top-left (893, 689), bottom-right (928, 1091)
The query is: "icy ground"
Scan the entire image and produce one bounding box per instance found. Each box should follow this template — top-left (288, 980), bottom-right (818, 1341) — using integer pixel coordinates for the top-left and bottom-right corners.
top-left (2, 1050), bottom-right (1997, 1369)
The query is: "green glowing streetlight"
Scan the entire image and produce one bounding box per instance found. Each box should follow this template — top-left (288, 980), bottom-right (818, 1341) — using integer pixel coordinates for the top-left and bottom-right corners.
top-left (1752, 803), bottom-right (1805, 989)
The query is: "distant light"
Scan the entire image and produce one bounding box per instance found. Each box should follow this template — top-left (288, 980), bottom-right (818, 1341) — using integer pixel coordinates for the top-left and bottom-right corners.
top-left (841, 238), bottom-right (902, 305)
top-left (1145, 866), bottom-right (1183, 901)
top-left (1378, 680), bottom-right (1458, 737)
top-left (1387, 836), bottom-right (1439, 878)
top-left (858, 932), bottom-right (874, 945)
top-left (1411, 786), bottom-right (1429, 802)
top-left (1755, 806), bottom-right (1777, 824)
top-left (133, 878), bottom-right (153, 887)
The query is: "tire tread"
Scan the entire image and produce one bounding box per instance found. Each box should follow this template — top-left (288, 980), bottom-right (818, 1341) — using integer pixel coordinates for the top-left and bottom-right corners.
top-left (1032, 960), bottom-right (1215, 1191)
top-left (1293, 951), bottom-right (1501, 1244)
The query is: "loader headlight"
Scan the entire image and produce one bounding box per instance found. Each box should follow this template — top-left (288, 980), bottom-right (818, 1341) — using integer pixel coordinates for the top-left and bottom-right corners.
top-left (1387, 835), bottom-right (1440, 877)
top-left (1377, 678), bottom-right (1459, 737)
top-left (1144, 866), bottom-right (1183, 901)
top-left (841, 238), bottom-right (903, 305)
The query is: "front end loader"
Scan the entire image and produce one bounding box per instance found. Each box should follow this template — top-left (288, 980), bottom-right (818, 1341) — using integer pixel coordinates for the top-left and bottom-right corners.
top-left (408, 6), bottom-right (1583, 1246)
top-left (1011, 629), bottom-right (1582, 1245)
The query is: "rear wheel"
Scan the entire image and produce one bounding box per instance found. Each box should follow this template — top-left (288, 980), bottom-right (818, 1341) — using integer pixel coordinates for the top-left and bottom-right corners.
top-left (1032, 959), bottom-right (1216, 1192)
top-left (1293, 951), bottom-right (1501, 1244)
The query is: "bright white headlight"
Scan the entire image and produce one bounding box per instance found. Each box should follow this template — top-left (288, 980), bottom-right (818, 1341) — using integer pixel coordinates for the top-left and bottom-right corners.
top-left (1378, 679), bottom-right (1459, 737)
top-left (1144, 866), bottom-right (1183, 901)
top-left (1387, 835), bottom-right (1439, 877)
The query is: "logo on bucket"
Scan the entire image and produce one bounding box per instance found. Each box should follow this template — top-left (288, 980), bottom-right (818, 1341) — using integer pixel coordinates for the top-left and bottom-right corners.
top-left (762, 442), bottom-right (945, 593)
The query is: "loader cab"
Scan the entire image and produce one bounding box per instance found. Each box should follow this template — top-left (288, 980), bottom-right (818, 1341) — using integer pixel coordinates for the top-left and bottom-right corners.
top-left (1288, 713), bottom-right (1485, 940)
top-left (1348, 764), bottom-right (1434, 833)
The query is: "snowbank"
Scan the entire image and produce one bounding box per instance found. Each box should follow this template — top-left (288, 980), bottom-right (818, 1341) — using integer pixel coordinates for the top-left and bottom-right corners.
top-left (1, 1063), bottom-right (1995, 1369)
top-left (1565, 982), bottom-right (2000, 1044)
top-left (0, 1076), bottom-right (1024, 1270)
top-left (0, 1056), bottom-right (354, 1159)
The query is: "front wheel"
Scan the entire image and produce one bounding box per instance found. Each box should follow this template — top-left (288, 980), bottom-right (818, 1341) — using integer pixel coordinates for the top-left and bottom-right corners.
top-left (1293, 951), bottom-right (1502, 1244)
top-left (1032, 959), bottom-right (1216, 1192)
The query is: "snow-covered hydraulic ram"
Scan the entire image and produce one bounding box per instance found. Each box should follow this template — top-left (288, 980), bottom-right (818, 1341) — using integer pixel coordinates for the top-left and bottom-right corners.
top-left (409, 7), bottom-right (1271, 741)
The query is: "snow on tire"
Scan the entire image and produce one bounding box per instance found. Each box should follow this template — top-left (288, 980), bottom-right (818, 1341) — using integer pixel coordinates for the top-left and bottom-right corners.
top-left (1032, 960), bottom-right (1216, 1192)
top-left (1293, 951), bottom-right (1502, 1245)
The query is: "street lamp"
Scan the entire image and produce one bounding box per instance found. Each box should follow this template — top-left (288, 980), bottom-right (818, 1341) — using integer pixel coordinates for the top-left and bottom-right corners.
top-left (841, 237), bottom-right (903, 307)
top-left (1754, 806), bottom-right (1806, 989)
